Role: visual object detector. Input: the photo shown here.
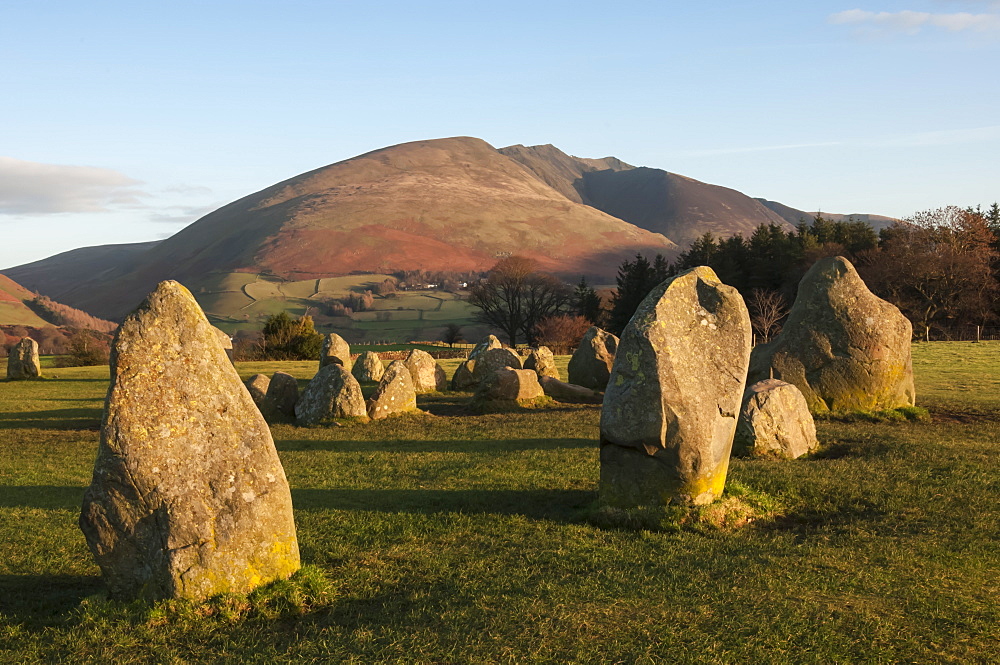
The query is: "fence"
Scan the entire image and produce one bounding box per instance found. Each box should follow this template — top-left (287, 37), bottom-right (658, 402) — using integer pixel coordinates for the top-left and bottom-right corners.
top-left (916, 326), bottom-right (1000, 342)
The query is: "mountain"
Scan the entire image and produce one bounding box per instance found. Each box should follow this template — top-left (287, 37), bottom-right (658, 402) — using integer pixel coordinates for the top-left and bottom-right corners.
top-left (4, 137), bottom-right (676, 320)
top-left (756, 199), bottom-right (898, 231)
top-left (503, 145), bottom-right (791, 247)
top-left (0, 273), bottom-right (116, 331)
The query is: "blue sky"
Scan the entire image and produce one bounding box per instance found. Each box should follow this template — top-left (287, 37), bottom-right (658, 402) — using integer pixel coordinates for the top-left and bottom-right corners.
top-left (2, 0), bottom-right (998, 268)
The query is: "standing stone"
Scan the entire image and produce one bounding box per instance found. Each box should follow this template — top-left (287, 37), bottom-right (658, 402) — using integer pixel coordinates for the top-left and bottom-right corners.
top-left (524, 346), bottom-right (559, 380)
top-left (263, 371), bottom-right (299, 421)
top-left (244, 374), bottom-right (271, 411)
top-left (352, 351), bottom-right (384, 382)
top-left (403, 349), bottom-right (447, 393)
top-left (748, 256), bottom-right (915, 413)
top-left (367, 360), bottom-right (418, 420)
top-left (320, 333), bottom-right (352, 371)
top-left (79, 281), bottom-right (299, 601)
top-left (568, 327), bottom-right (618, 391)
top-left (451, 359), bottom-right (478, 390)
top-left (601, 266), bottom-right (752, 507)
top-left (468, 335), bottom-right (503, 361)
top-left (734, 379), bottom-right (818, 459)
top-left (472, 347), bottom-right (522, 383)
top-left (212, 326), bottom-right (234, 363)
top-left (296, 364), bottom-right (368, 425)
top-left (6, 337), bottom-right (41, 380)
top-left (475, 368), bottom-right (545, 402)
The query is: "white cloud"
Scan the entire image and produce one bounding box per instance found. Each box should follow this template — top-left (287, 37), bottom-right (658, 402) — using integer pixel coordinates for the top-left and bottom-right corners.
top-left (829, 8), bottom-right (1000, 35)
top-left (0, 156), bottom-right (148, 215)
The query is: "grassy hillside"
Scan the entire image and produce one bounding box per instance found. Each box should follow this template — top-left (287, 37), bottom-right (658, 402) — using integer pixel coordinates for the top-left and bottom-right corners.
top-left (1, 342), bottom-right (999, 661)
top-left (195, 271), bottom-right (485, 343)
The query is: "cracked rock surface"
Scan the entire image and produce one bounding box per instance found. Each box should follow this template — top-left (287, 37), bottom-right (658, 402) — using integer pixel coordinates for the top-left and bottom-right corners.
top-left (600, 266), bottom-right (751, 507)
top-left (80, 280), bottom-right (300, 601)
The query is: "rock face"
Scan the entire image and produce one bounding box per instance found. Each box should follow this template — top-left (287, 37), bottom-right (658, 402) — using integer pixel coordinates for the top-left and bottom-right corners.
top-left (296, 364), bottom-right (368, 425)
top-left (734, 379), bottom-right (817, 459)
top-left (367, 360), bottom-right (418, 419)
top-left (244, 374), bottom-right (271, 411)
top-left (600, 266), bottom-right (752, 507)
top-left (539, 375), bottom-right (599, 403)
top-left (79, 281), bottom-right (299, 601)
top-left (352, 351), bottom-right (384, 382)
top-left (472, 347), bottom-right (522, 383)
top-left (403, 349), bottom-right (447, 393)
top-left (263, 372), bottom-right (299, 421)
top-left (6, 337), bottom-right (41, 380)
top-left (451, 360), bottom-right (477, 390)
top-left (568, 327), bottom-right (618, 391)
top-left (524, 346), bottom-right (559, 380)
top-left (748, 256), bottom-right (915, 413)
top-left (476, 368), bottom-right (545, 402)
top-left (320, 333), bottom-right (352, 370)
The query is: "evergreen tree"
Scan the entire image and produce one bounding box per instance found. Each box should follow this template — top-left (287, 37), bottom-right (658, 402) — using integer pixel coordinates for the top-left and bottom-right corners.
top-left (572, 276), bottom-right (603, 325)
top-left (608, 253), bottom-right (671, 335)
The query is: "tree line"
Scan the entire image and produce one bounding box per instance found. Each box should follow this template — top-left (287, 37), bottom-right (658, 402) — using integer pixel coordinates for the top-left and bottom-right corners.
top-left (467, 205), bottom-right (1000, 347)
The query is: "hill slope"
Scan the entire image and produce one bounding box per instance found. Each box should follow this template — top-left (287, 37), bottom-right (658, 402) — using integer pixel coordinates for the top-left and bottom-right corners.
top-left (503, 144), bottom-right (792, 247)
top-left (6, 137), bottom-right (676, 320)
top-left (756, 199), bottom-right (898, 231)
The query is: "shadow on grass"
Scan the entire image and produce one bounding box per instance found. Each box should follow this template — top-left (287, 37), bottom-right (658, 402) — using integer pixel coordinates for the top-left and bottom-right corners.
top-left (276, 437), bottom-right (597, 453)
top-left (292, 487), bottom-right (595, 521)
top-left (0, 485), bottom-right (85, 509)
top-left (0, 407), bottom-right (102, 430)
top-left (0, 574), bottom-right (103, 626)
top-left (811, 438), bottom-right (892, 460)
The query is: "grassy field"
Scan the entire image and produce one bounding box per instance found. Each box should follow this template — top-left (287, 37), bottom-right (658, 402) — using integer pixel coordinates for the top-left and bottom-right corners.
top-left (1, 343), bottom-right (999, 662)
top-left (191, 271), bottom-right (483, 343)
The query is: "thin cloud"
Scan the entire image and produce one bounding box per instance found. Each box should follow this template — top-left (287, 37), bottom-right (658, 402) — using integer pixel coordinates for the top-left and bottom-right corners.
top-left (0, 156), bottom-right (147, 215)
top-left (830, 8), bottom-right (1000, 35)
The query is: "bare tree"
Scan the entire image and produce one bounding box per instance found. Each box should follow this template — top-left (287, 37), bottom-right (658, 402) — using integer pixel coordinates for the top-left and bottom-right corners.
top-left (747, 288), bottom-right (788, 345)
top-left (467, 256), bottom-right (571, 346)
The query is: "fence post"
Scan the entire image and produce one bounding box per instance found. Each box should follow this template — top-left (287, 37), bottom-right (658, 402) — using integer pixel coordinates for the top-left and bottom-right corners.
top-left (976, 326), bottom-right (981, 343)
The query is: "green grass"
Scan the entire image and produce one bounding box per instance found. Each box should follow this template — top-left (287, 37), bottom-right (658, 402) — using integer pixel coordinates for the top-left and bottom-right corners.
top-left (1, 344), bottom-right (999, 662)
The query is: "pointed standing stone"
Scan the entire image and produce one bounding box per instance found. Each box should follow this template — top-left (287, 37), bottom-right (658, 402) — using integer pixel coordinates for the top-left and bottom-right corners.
top-left (747, 256), bottom-right (915, 413)
top-left (244, 374), bottom-right (271, 411)
top-left (296, 364), bottom-right (368, 425)
top-left (600, 267), bottom-right (752, 507)
top-left (367, 360), bottom-right (418, 419)
top-left (320, 333), bottom-right (352, 370)
top-left (79, 281), bottom-right (299, 601)
top-left (568, 327), bottom-right (618, 391)
top-left (263, 371), bottom-right (299, 421)
top-left (6, 337), bottom-right (41, 380)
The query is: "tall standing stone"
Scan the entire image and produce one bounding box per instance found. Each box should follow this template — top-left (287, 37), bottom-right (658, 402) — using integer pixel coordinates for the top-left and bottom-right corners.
top-left (296, 363), bottom-right (368, 425)
top-left (601, 267), bottom-right (752, 507)
top-left (6, 337), bottom-right (41, 380)
top-left (568, 327), bottom-right (618, 390)
top-left (367, 360), bottom-right (418, 420)
top-left (524, 346), bottom-right (559, 380)
top-left (320, 333), bottom-right (352, 371)
top-left (352, 351), bottom-right (384, 383)
top-left (403, 349), bottom-right (447, 393)
top-left (79, 281), bottom-right (300, 601)
top-left (747, 256), bottom-right (915, 413)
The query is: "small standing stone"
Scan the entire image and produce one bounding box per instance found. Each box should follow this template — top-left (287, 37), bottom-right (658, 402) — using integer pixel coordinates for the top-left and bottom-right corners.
top-left (472, 347), bottom-right (522, 383)
top-left (600, 267), bottom-right (752, 507)
top-left (475, 368), bottom-right (544, 402)
top-left (352, 351), bottom-right (385, 382)
top-left (79, 280), bottom-right (299, 601)
top-left (524, 346), bottom-right (559, 380)
top-left (568, 327), bottom-right (618, 391)
top-left (296, 364), bottom-right (368, 425)
top-left (6, 337), bottom-right (41, 380)
top-left (320, 333), bottom-right (352, 370)
top-left (403, 349), bottom-right (447, 393)
top-left (734, 379), bottom-right (818, 459)
top-left (367, 360), bottom-right (418, 420)
top-left (212, 326), bottom-right (234, 363)
top-left (244, 374), bottom-right (271, 411)
top-left (451, 359), bottom-right (478, 390)
top-left (468, 335), bottom-right (503, 361)
top-left (263, 371), bottom-right (299, 421)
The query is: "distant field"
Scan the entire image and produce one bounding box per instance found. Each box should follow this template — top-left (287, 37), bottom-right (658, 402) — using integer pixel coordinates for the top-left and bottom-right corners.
top-left (192, 271), bottom-right (482, 343)
top-left (1, 343), bottom-right (999, 662)
top-left (0, 301), bottom-right (51, 327)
